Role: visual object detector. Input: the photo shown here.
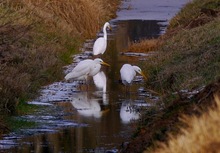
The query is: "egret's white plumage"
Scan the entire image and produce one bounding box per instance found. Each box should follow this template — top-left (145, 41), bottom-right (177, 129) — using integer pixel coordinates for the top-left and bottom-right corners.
top-left (65, 58), bottom-right (110, 81)
top-left (93, 22), bottom-right (111, 55)
top-left (120, 64), bottom-right (147, 85)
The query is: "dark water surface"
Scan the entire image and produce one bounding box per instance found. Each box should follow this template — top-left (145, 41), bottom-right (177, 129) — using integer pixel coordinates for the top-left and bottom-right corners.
top-left (0, 1), bottom-right (188, 152)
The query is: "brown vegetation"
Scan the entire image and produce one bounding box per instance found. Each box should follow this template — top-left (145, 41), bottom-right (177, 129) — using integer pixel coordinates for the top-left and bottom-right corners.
top-left (153, 86), bottom-right (220, 153)
top-left (3, 0), bottom-right (119, 38)
top-left (128, 39), bottom-right (160, 52)
top-left (153, 89), bottom-right (220, 153)
top-left (0, 12), bottom-right (73, 114)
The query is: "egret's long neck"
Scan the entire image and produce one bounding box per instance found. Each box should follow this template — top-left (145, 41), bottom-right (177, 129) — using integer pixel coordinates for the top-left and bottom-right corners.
top-left (133, 66), bottom-right (138, 74)
top-left (103, 25), bottom-right (107, 40)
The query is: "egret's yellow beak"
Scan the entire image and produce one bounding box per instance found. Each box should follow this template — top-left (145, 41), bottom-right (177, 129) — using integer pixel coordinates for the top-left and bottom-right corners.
top-left (101, 61), bottom-right (110, 67)
top-left (108, 25), bottom-right (112, 31)
top-left (141, 71), bottom-right (147, 80)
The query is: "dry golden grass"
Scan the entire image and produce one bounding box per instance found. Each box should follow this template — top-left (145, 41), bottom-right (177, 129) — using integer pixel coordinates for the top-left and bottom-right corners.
top-left (4, 0), bottom-right (118, 38)
top-left (128, 39), bottom-right (160, 52)
top-left (149, 93), bottom-right (220, 153)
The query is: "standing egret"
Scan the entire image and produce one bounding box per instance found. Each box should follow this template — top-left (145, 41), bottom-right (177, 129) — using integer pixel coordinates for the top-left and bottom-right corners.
top-left (93, 22), bottom-right (111, 55)
top-left (65, 58), bottom-right (110, 85)
top-left (120, 64), bottom-right (147, 93)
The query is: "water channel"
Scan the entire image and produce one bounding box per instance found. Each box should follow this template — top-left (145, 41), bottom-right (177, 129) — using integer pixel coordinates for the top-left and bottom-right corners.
top-left (0, 0), bottom-right (188, 152)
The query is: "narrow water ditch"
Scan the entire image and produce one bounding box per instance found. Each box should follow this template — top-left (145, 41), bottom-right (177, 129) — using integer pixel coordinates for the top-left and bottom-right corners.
top-left (0, 1), bottom-right (188, 152)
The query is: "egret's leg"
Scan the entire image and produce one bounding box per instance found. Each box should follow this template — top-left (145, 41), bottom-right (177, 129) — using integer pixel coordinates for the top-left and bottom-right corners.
top-left (85, 78), bottom-right (89, 91)
top-left (125, 86), bottom-right (131, 99)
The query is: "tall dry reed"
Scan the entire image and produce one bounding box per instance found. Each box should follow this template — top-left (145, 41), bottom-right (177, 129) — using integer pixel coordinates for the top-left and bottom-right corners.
top-left (5, 0), bottom-right (118, 38)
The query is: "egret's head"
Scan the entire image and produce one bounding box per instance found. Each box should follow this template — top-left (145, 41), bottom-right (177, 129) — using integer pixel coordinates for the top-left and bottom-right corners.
top-left (105, 22), bottom-right (112, 31)
top-left (94, 58), bottom-right (110, 67)
top-left (133, 66), bottom-right (147, 80)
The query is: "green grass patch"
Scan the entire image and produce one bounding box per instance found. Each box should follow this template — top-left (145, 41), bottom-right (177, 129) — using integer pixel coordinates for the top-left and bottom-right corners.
top-left (146, 18), bottom-right (220, 95)
top-left (59, 39), bottom-right (81, 64)
top-left (6, 116), bottom-right (37, 132)
top-left (15, 98), bottom-right (40, 115)
top-left (168, 0), bottom-right (220, 29)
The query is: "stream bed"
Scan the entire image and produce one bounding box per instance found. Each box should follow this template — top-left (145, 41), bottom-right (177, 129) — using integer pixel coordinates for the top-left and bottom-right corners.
top-left (0, 0), bottom-right (188, 152)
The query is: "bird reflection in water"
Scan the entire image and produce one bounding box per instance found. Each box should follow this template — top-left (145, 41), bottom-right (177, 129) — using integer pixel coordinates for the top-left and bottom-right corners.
top-left (70, 70), bottom-right (109, 118)
top-left (93, 71), bottom-right (107, 93)
top-left (93, 71), bottom-right (109, 105)
top-left (120, 100), bottom-right (140, 124)
top-left (70, 92), bottom-right (109, 118)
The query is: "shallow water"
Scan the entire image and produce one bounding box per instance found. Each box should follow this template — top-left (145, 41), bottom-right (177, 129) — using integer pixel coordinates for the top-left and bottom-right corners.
top-left (0, 0), bottom-right (188, 152)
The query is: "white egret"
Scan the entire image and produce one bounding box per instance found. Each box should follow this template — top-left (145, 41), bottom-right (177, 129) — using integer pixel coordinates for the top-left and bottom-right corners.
top-left (65, 58), bottom-right (110, 83)
top-left (93, 22), bottom-right (111, 55)
top-left (120, 64), bottom-right (147, 86)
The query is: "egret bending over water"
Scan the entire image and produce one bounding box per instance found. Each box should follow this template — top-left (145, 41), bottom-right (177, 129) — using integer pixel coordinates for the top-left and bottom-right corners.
top-left (120, 64), bottom-right (147, 86)
top-left (93, 22), bottom-right (111, 55)
top-left (65, 58), bottom-right (110, 83)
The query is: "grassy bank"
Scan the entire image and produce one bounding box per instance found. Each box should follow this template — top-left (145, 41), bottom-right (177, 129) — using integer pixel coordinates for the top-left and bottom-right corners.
top-left (0, 0), bottom-right (119, 135)
top-left (121, 0), bottom-right (220, 152)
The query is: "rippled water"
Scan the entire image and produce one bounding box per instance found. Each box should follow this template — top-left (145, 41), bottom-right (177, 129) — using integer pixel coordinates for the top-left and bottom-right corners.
top-left (0, 0), bottom-right (188, 152)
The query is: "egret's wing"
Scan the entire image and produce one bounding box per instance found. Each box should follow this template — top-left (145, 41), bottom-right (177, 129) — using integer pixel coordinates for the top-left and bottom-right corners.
top-left (65, 60), bottom-right (92, 80)
top-left (89, 64), bottom-right (101, 77)
top-left (93, 38), bottom-right (107, 55)
top-left (73, 64), bottom-right (90, 76)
